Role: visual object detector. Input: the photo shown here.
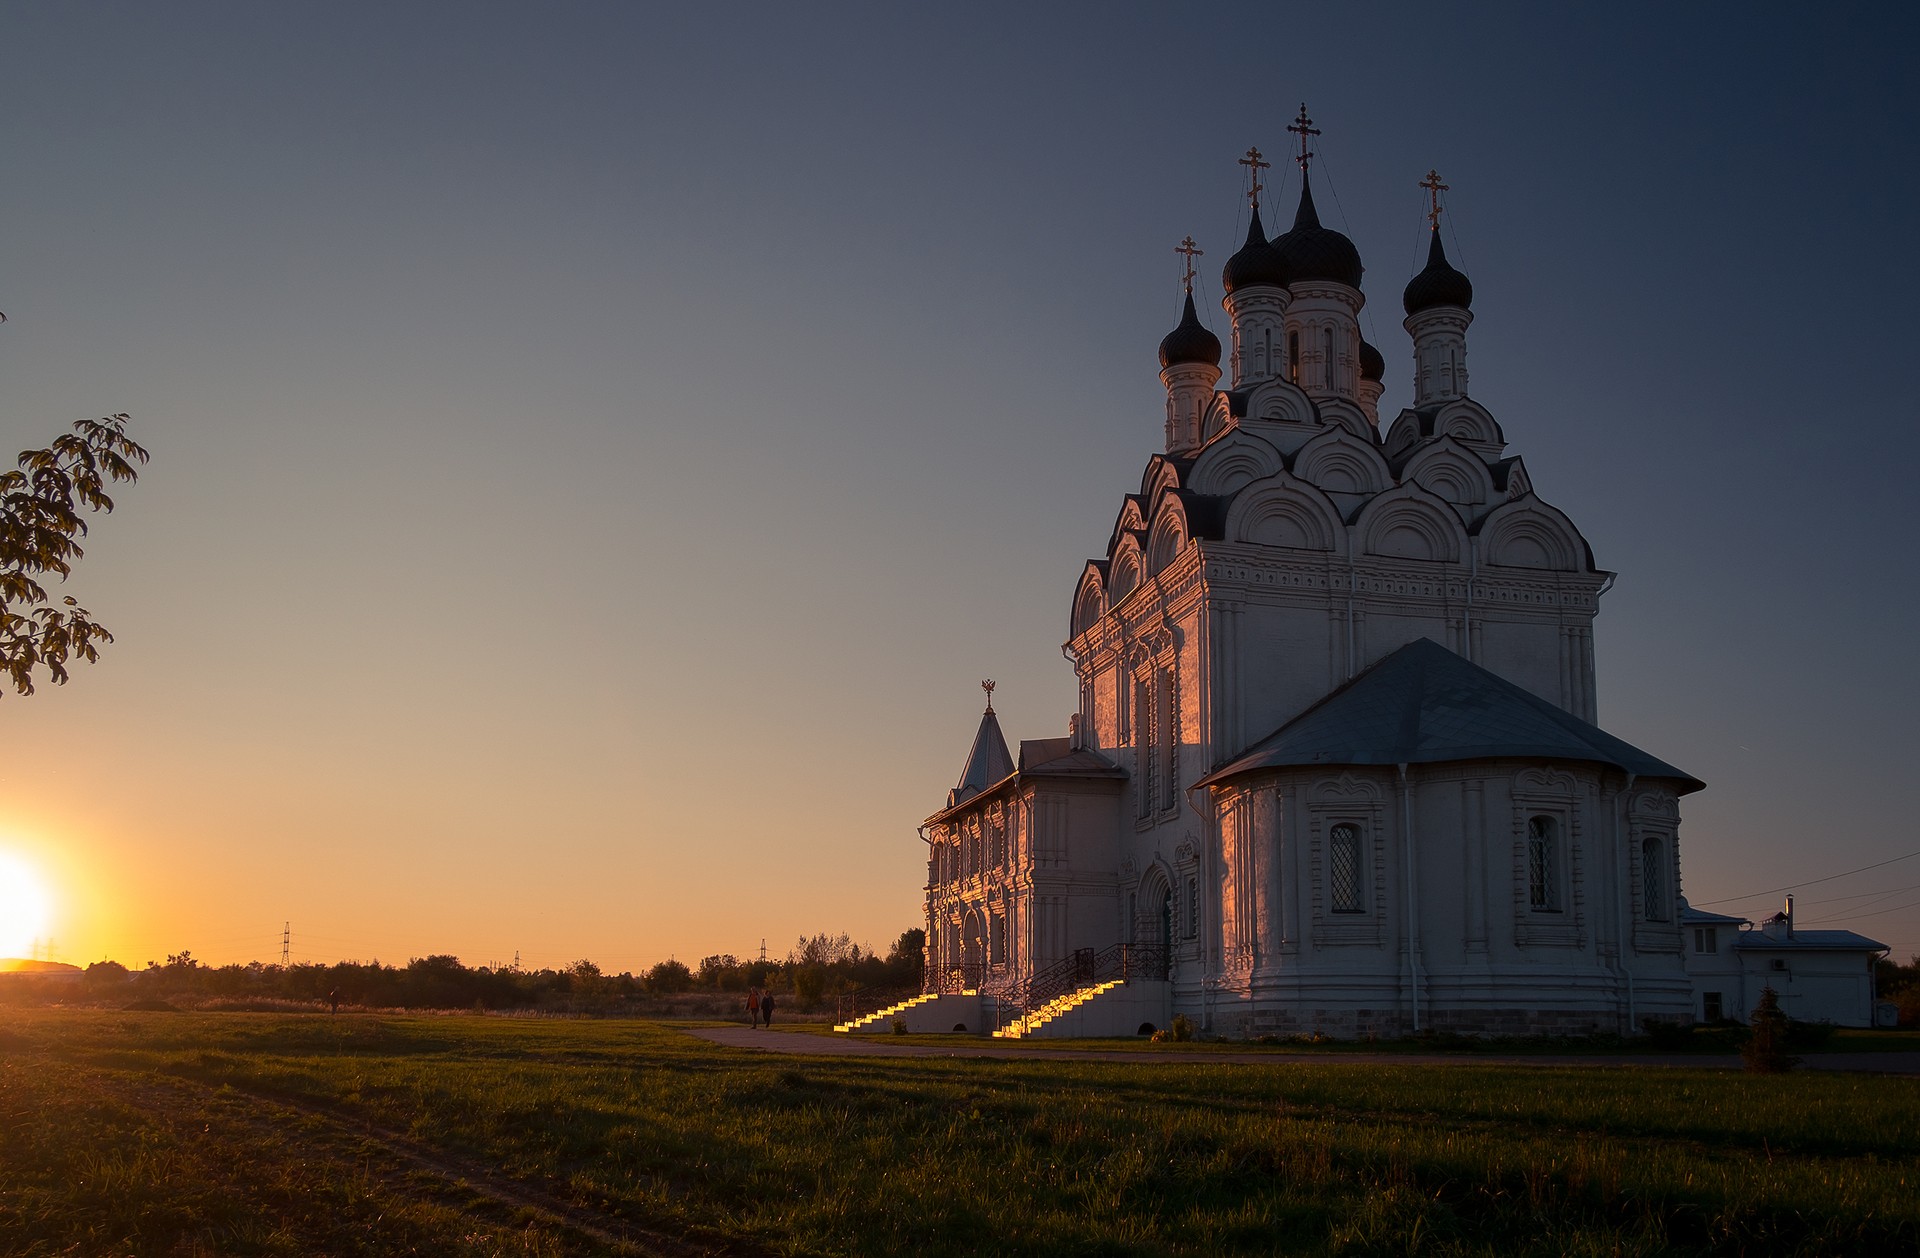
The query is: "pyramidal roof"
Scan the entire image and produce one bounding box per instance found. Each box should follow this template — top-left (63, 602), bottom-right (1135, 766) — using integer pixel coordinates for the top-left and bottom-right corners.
top-left (949, 706), bottom-right (1015, 807)
top-left (1196, 639), bottom-right (1701, 791)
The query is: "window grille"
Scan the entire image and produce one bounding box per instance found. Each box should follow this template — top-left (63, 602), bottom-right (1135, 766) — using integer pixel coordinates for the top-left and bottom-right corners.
top-left (1643, 838), bottom-right (1669, 921)
top-left (1136, 678), bottom-right (1154, 819)
top-left (1330, 824), bottom-right (1362, 913)
top-left (1185, 876), bottom-right (1199, 940)
top-left (1528, 816), bottom-right (1560, 911)
top-left (1161, 667), bottom-right (1179, 812)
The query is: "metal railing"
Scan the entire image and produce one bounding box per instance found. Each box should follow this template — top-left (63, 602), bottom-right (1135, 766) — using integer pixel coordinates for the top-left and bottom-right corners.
top-left (1022, 943), bottom-right (1168, 1016)
top-left (833, 984), bottom-right (922, 1028)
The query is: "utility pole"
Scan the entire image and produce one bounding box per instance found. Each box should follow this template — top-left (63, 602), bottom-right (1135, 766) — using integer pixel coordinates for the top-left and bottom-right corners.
top-left (281, 922), bottom-right (290, 967)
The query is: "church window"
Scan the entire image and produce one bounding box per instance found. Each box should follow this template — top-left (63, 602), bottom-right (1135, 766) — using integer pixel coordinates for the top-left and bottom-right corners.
top-left (1185, 876), bottom-right (1199, 940)
top-left (1322, 328), bottom-right (1335, 391)
top-left (1693, 926), bottom-right (1717, 954)
top-left (1702, 991), bottom-right (1723, 1022)
top-left (1136, 678), bottom-right (1155, 819)
top-left (1643, 837), bottom-right (1670, 921)
top-left (1329, 823), bottom-right (1363, 913)
top-left (1261, 327), bottom-right (1273, 378)
top-left (990, 913), bottom-right (1006, 965)
top-left (1528, 816), bottom-right (1561, 911)
top-left (1159, 666), bottom-right (1179, 812)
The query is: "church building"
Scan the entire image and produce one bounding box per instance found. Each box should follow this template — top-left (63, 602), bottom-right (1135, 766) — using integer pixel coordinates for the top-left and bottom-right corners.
top-left (919, 113), bottom-right (1702, 1038)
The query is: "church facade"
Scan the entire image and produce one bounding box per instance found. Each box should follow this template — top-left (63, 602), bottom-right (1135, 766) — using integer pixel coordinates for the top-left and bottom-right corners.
top-left (921, 124), bottom-right (1702, 1037)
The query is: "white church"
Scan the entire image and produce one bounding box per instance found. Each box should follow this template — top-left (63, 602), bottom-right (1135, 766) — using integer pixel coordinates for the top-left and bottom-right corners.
top-left (902, 117), bottom-right (1710, 1040)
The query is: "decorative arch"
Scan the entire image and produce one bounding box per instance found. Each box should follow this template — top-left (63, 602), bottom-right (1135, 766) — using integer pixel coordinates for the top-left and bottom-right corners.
top-left (1070, 563), bottom-right (1107, 638)
top-left (1108, 534), bottom-right (1146, 603)
top-left (1135, 860), bottom-right (1177, 961)
top-left (1243, 377), bottom-right (1316, 425)
top-left (1432, 398), bottom-right (1506, 452)
top-left (1294, 428), bottom-right (1391, 496)
top-left (1201, 392), bottom-right (1236, 443)
top-left (1314, 397), bottom-right (1374, 441)
top-left (1382, 408), bottom-right (1426, 461)
top-left (1145, 493), bottom-right (1190, 575)
top-left (1475, 496), bottom-right (1589, 572)
top-left (1190, 429), bottom-right (1284, 496)
top-left (1140, 456), bottom-right (1186, 503)
top-left (1400, 436), bottom-right (1495, 507)
top-left (1223, 470), bottom-right (1345, 553)
top-left (1354, 483), bottom-right (1466, 563)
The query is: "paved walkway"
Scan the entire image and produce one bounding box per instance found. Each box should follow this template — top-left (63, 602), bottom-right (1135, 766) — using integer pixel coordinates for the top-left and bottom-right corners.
top-left (688, 1025), bottom-right (1920, 1074)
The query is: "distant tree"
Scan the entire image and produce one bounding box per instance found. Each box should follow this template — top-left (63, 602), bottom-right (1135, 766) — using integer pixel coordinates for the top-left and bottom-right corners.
top-left (2, 413), bottom-right (148, 694)
top-left (645, 958), bottom-right (694, 993)
top-left (887, 928), bottom-right (925, 983)
top-left (789, 932), bottom-right (859, 967)
top-left (697, 953), bottom-right (743, 990)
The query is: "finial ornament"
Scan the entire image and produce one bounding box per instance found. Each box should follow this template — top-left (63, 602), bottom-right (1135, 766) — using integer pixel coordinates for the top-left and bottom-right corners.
top-left (1237, 146), bottom-right (1271, 209)
top-left (1287, 104), bottom-right (1320, 173)
top-left (1419, 168), bottom-right (1449, 230)
top-left (1175, 235), bottom-right (1203, 294)
top-left (981, 679), bottom-right (996, 712)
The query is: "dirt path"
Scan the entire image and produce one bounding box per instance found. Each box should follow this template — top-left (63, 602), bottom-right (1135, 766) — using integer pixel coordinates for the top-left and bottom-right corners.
top-left (97, 1067), bottom-right (772, 1258)
top-left (688, 1025), bottom-right (1920, 1074)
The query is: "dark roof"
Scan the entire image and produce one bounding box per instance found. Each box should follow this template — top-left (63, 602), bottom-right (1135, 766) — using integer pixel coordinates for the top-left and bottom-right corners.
top-left (1679, 900), bottom-right (1749, 927)
top-left (949, 707), bottom-right (1014, 806)
top-left (1221, 205), bottom-right (1293, 294)
top-left (1196, 638), bottom-right (1702, 790)
top-left (1018, 738), bottom-right (1127, 778)
top-left (1732, 930), bottom-right (1889, 953)
top-left (1403, 227), bottom-right (1473, 315)
top-left (1359, 338), bottom-right (1385, 383)
top-left (1272, 172), bottom-right (1364, 289)
top-left (1158, 291), bottom-right (1222, 369)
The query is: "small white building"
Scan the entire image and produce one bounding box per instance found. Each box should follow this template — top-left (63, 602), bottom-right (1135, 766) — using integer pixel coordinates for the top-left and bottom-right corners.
top-left (1680, 897), bottom-right (1887, 1027)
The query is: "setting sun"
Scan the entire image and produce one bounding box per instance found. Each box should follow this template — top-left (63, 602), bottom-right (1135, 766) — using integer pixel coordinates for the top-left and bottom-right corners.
top-left (0, 851), bottom-right (53, 959)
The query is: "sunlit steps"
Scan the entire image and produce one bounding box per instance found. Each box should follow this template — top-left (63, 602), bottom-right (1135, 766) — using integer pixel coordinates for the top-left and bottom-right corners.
top-left (991, 980), bottom-right (1126, 1039)
top-left (833, 992), bottom-right (942, 1034)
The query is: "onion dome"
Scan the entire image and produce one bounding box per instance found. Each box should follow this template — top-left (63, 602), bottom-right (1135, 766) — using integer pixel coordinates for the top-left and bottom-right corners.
top-left (1221, 206), bottom-right (1293, 294)
top-left (1271, 172), bottom-right (1364, 289)
top-left (1158, 291), bottom-right (1222, 368)
top-left (1359, 338), bottom-right (1385, 383)
top-left (1402, 227), bottom-right (1473, 315)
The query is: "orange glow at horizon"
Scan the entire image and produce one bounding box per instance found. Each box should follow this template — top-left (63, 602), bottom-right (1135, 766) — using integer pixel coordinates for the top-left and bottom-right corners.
top-left (0, 849), bottom-right (55, 959)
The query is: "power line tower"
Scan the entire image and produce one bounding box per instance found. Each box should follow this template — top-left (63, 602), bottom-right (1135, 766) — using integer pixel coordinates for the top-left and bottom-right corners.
top-left (281, 922), bottom-right (291, 967)
top-left (759, 938), bottom-right (767, 964)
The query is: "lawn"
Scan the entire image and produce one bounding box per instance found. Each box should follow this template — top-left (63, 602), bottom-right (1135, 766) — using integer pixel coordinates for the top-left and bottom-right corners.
top-left (2, 1011), bottom-right (1915, 1256)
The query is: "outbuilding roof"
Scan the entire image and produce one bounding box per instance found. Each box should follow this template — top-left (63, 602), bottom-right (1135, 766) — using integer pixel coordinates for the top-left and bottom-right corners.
top-left (1732, 930), bottom-right (1889, 953)
top-left (1195, 638), bottom-right (1702, 791)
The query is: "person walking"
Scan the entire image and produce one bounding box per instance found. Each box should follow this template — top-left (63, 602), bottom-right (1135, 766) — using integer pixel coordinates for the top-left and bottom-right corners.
top-left (760, 989), bottom-right (776, 1028)
top-left (746, 986), bottom-right (761, 1028)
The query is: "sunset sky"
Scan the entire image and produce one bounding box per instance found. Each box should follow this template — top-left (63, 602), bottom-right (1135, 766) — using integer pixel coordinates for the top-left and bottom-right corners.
top-left (1, 3), bottom-right (1915, 971)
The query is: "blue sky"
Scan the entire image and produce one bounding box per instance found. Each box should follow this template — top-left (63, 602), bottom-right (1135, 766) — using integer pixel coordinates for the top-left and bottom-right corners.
top-left (1, 2), bottom-right (1915, 967)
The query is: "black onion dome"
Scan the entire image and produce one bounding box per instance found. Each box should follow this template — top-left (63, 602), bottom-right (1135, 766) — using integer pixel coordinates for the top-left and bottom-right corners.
top-left (1402, 227), bottom-right (1473, 315)
top-left (1158, 291), bottom-right (1222, 368)
top-left (1359, 338), bottom-right (1385, 383)
top-left (1221, 206), bottom-right (1293, 294)
top-left (1271, 172), bottom-right (1365, 289)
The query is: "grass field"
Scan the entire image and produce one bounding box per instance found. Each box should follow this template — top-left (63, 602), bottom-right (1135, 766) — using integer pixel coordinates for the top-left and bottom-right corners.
top-left (2, 1012), bottom-right (1917, 1256)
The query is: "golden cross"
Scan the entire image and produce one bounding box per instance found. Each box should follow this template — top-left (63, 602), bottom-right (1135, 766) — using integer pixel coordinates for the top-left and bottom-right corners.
top-left (1237, 146), bottom-right (1271, 209)
top-left (1288, 103), bottom-right (1320, 172)
top-left (981, 679), bottom-right (996, 712)
top-left (1419, 169), bottom-right (1449, 230)
top-left (1175, 235), bottom-right (1203, 294)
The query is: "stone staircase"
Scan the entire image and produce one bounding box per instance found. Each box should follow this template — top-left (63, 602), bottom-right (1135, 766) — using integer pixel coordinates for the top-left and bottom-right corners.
top-left (993, 978), bottom-right (1172, 1040)
top-left (833, 992), bottom-right (944, 1034)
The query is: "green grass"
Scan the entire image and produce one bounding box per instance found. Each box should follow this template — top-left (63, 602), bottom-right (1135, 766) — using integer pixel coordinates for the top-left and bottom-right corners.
top-left (3, 1011), bottom-right (1917, 1255)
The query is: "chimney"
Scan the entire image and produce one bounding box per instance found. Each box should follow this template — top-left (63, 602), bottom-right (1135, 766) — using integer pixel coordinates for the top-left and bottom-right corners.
top-left (1785, 895), bottom-right (1795, 935)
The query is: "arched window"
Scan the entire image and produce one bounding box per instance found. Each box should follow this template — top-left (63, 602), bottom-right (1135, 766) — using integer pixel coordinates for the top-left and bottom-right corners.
top-left (1528, 816), bottom-right (1561, 911)
top-left (1329, 823), bottom-right (1363, 913)
top-left (1322, 328), bottom-right (1335, 391)
top-left (1135, 678), bottom-right (1155, 819)
top-left (989, 912), bottom-right (1006, 965)
top-left (1643, 837), bottom-right (1669, 921)
top-left (1288, 331), bottom-right (1300, 384)
top-left (1159, 666), bottom-right (1179, 813)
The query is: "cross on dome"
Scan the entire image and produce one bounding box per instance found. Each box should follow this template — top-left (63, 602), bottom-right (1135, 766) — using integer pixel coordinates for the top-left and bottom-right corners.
top-left (1237, 146), bottom-right (1271, 210)
top-left (1175, 235), bottom-right (1203, 294)
top-left (1287, 104), bottom-right (1320, 172)
top-left (981, 679), bottom-right (996, 712)
top-left (1420, 169), bottom-right (1450, 230)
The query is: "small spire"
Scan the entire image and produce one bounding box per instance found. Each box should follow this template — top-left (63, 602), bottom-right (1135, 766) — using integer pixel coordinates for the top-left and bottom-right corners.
top-left (1238, 146), bottom-right (1271, 210)
top-left (981, 678), bottom-right (996, 713)
top-left (1419, 169), bottom-right (1449, 231)
top-left (1175, 235), bottom-right (1203, 294)
top-left (1287, 103), bottom-right (1320, 173)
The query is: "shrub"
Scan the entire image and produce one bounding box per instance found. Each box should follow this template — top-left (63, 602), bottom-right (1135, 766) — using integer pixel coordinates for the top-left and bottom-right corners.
top-left (1169, 1013), bottom-right (1194, 1042)
top-left (1743, 987), bottom-right (1796, 1073)
top-left (891, 1016), bottom-right (907, 1036)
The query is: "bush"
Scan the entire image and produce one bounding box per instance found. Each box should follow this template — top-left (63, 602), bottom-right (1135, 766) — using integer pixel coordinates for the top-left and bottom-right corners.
top-left (1743, 987), bottom-right (1797, 1073)
top-left (891, 1016), bottom-right (907, 1036)
top-left (1169, 1013), bottom-right (1194, 1042)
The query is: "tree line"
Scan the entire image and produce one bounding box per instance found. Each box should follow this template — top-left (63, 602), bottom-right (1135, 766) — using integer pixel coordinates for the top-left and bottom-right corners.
top-left (3, 930), bottom-right (925, 1014)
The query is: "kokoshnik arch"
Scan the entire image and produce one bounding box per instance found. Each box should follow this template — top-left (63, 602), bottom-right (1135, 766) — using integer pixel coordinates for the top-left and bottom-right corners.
top-left (919, 112), bottom-right (1703, 1038)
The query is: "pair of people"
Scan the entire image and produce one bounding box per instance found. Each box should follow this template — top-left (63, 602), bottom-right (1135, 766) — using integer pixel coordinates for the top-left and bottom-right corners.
top-left (745, 985), bottom-right (777, 1028)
